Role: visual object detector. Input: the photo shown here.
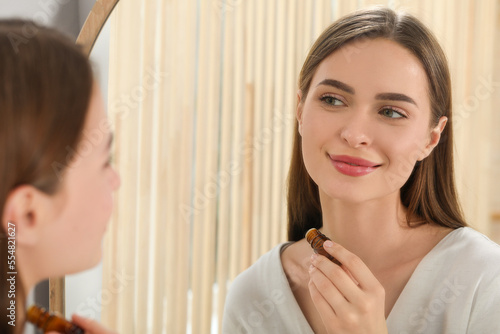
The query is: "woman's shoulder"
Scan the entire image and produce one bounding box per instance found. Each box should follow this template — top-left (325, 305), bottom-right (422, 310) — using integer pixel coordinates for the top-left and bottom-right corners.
top-left (442, 226), bottom-right (500, 261)
top-left (225, 242), bottom-right (291, 301)
top-left (223, 242), bottom-right (314, 334)
top-left (428, 226), bottom-right (500, 281)
top-left (443, 227), bottom-right (500, 330)
top-left (388, 227), bottom-right (500, 332)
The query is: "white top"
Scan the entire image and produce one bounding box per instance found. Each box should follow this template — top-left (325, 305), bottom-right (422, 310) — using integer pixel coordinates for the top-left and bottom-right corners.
top-left (222, 227), bottom-right (500, 333)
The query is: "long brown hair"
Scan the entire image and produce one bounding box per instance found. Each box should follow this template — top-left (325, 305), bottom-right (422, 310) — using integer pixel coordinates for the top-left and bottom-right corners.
top-left (0, 20), bottom-right (93, 333)
top-left (287, 7), bottom-right (466, 241)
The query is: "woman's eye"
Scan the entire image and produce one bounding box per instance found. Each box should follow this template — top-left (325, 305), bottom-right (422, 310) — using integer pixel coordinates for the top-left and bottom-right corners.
top-left (380, 108), bottom-right (405, 119)
top-left (320, 95), bottom-right (344, 106)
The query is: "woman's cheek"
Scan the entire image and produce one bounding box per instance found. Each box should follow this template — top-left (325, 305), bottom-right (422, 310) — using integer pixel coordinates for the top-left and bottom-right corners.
top-left (102, 194), bottom-right (114, 221)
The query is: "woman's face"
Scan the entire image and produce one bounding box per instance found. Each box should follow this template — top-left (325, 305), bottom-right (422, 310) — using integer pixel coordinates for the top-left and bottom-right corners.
top-left (297, 38), bottom-right (446, 204)
top-left (41, 84), bottom-right (121, 275)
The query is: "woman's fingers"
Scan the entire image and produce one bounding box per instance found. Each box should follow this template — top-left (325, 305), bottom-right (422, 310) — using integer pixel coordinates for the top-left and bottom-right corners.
top-left (321, 240), bottom-right (381, 291)
top-left (309, 261), bottom-right (348, 308)
top-left (308, 272), bottom-right (348, 330)
top-left (310, 253), bottom-right (363, 305)
top-left (308, 243), bottom-right (387, 333)
top-left (308, 270), bottom-right (338, 316)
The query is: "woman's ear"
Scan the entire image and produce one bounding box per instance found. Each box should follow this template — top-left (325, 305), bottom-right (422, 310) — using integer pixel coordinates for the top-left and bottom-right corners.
top-left (418, 116), bottom-right (448, 161)
top-left (296, 90), bottom-right (304, 135)
top-left (2, 185), bottom-right (50, 247)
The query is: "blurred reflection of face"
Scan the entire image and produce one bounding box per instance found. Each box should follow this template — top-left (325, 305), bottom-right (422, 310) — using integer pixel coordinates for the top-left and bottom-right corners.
top-left (42, 84), bottom-right (121, 275)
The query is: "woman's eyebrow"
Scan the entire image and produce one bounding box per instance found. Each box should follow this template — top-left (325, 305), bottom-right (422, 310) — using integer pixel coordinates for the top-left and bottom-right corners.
top-left (375, 92), bottom-right (418, 106)
top-left (317, 78), bottom-right (418, 107)
top-left (316, 79), bottom-right (355, 94)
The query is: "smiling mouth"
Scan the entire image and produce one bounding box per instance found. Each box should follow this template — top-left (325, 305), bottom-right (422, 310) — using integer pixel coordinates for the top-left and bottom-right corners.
top-left (328, 154), bottom-right (382, 176)
top-left (339, 161), bottom-right (383, 168)
top-left (329, 154), bottom-right (382, 167)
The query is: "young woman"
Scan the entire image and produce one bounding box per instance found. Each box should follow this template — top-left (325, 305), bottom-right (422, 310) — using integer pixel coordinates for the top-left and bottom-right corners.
top-left (223, 7), bottom-right (500, 334)
top-left (0, 20), bottom-right (120, 333)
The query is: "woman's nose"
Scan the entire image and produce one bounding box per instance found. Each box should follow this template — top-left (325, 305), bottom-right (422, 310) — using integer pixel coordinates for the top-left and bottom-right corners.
top-left (339, 113), bottom-right (372, 148)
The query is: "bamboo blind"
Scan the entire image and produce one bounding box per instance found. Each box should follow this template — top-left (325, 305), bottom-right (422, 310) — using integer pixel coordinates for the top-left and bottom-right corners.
top-left (102, 0), bottom-right (498, 333)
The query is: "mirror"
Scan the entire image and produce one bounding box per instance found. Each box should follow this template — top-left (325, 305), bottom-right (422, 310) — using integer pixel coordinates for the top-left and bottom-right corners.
top-left (0, 0), bottom-right (119, 325)
top-left (57, 0), bottom-right (119, 321)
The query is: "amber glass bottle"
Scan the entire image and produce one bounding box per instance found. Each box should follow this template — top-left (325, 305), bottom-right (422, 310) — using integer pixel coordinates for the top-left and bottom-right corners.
top-left (305, 228), bottom-right (341, 266)
top-left (26, 305), bottom-right (84, 334)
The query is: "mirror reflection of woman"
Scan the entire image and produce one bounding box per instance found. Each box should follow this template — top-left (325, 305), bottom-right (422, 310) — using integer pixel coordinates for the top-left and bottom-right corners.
top-left (0, 20), bottom-right (119, 334)
top-left (223, 8), bottom-right (500, 334)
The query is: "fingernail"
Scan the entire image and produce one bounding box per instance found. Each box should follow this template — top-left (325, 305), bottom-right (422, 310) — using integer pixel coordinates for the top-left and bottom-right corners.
top-left (324, 240), bottom-right (333, 248)
top-left (309, 264), bottom-right (315, 272)
top-left (310, 253), bottom-right (318, 261)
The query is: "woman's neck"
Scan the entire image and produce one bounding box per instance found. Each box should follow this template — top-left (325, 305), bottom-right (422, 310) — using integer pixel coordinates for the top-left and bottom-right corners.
top-left (18, 249), bottom-right (43, 311)
top-left (16, 249), bottom-right (46, 333)
top-left (318, 190), bottom-right (420, 270)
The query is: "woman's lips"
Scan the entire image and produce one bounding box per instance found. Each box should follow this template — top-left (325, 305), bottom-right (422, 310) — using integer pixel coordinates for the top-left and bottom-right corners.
top-left (329, 154), bottom-right (381, 176)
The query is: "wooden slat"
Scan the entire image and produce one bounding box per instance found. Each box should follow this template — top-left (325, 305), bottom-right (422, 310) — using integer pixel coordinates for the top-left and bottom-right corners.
top-left (159, 1), bottom-right (177, 333)
top-left (303, 1), bottom-right (313, 80)
top-left (313, 0), bottom-right (325, 38)
top-left (106, 0), bottom-right (142, 331)
top-left (190, 0), bottom-right (221, 331)
top-left (200, 3), bottom-right (221, 332)
top-left (251, 0), bottom-right (265, 263)
top-left (281, 0), bottom-right (298, 243)
top-left (135, 0), bottom-right (157, 331)
top-left (173, 0), bottom-right (196, 331)
top-left (48, 278), bottom-right (64, 314)
top-left (229, 0), bottom-right (247, 280)
top-left (260, 0), bottom-right (276, 256)
top-left (240, 0), bottom-right (256, 274)
top-left (270, 0), bottom-right (286, 248)
top-left (216, 2), bottom-right (236, 331)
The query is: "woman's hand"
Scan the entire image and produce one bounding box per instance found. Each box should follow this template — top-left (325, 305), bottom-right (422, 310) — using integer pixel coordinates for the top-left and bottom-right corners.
top-left (308, 240), bottom-right (388, 334)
